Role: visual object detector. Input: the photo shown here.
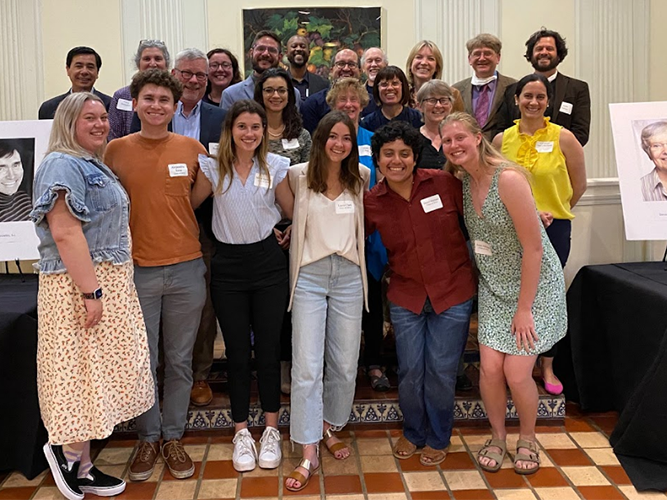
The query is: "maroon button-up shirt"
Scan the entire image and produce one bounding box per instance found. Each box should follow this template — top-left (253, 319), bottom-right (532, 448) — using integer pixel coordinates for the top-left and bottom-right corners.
top-left (364, 169), bottom-right (476, 315)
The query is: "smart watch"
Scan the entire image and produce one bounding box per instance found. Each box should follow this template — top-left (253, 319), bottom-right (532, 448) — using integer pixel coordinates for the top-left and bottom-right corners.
top-left (82, 287), bottom-right (103, 300)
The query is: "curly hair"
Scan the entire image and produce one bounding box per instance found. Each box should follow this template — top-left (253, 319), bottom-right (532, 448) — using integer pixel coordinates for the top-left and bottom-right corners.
top-left (130, 69), bottom-right (183, 102)
top-left (370, 120), bottom-right (423, 169)
top-left (524, 28), bottom-right (568, 63)
top-left (253, 68), bottom-right (303, 140)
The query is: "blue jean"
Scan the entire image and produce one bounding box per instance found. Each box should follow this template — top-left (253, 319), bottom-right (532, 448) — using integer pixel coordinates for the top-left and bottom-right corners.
top-left (290, 254), bottom-right (363, 445)
top-left (133, 258), bottom-right (206, 442)
top-left (390, 297), bottom-right (473, 450)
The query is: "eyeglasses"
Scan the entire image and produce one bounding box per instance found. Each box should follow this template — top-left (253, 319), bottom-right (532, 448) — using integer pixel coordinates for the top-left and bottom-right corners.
top-left (378, 80), bottom-right (402, 89)
top-left (263, 87), bottom-right (288, 96)
top-left (334, 61), bottom-right (358, 69)
top-left (139, 39), bottom-right (165, 46)
top-left (253, 45), bottom-right (279, 55)
top-left (174, 68), bottom-right (208, 81)
top-left (422, 97), bottom-right (452, 106)
top-left (209, 62), bottom-right (233, 70)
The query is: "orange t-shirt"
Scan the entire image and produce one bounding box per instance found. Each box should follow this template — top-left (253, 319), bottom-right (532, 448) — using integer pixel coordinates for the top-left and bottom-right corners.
top-left (104, 133), bottom-right (206, 266)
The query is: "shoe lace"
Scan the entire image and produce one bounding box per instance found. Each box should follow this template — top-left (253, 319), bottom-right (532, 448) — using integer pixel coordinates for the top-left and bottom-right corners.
top-left (137, 442), bottom-right (156, 462)
top-left (233, 431), bottom-right (256, 458)
top-left (163, 440), bottom-right (187, 463)
top-left (260, 427), bottom-right (280, 455)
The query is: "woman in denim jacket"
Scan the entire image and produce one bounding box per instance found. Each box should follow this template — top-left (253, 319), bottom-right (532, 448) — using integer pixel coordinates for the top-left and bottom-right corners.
top-left (31, 92), bottom-right (153, 500)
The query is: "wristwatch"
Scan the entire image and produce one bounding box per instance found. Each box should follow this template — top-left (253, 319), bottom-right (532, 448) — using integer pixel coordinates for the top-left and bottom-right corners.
top-left (82, 287), bottom-right (103, 300)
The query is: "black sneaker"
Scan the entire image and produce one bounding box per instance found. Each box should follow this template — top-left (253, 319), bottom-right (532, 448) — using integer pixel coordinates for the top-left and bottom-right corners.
top-left (78, 466), bottom-right (126, 496)
top-left (42, 443), bottom-right (84, 500)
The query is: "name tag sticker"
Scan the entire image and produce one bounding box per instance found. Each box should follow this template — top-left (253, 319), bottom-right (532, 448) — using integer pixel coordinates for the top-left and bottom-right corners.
top-left (335, 200), bottom-right (355, 214)
top-left (116, 98), bottom-right (133, 112)
top-left (535, 141), bottom-right (554, 153)
top-left (208, 142), bottom-right (219, 155)
top-left (559, 101), bottom-right (573, 115)
top-left (168, 163), bottom-right (188, 177)
top-left (282, 138), bottom-right (300, 150)
top-left (474, 240), bottom-right (493, 256)
top-left (420, 194), bottom-right (443, 213)
top-left (254, 173), bottom-right (273, 188)
top-left (358, 145), bottom-right (372, 157)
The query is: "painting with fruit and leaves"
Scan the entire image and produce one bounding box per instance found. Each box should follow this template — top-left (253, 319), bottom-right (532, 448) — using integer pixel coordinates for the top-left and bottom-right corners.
top-left (242, 7), bottom-right (381, 79)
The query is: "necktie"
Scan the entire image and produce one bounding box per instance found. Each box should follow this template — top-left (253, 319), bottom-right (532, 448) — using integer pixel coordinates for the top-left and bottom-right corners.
top-left (475, 85), bottom-right (490, 128)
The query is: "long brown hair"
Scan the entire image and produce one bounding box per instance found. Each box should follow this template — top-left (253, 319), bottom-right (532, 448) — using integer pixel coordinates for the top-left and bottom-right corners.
top-left (215, 100), bottom-right (270, 195)
top-left (307, 111), bottom-right (362, 195)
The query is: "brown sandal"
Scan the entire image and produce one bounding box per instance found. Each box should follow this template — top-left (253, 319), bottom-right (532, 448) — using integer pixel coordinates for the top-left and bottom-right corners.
top-left (285, 457), bottom-right (319, 492)
top-left (420, 445), bottom-right (447, 466)
top-left (477, 438), bottom-right (507, 473)
top-left (322, 428), bottom-right (350, 460)
top-left (512, 439), bottom-right (540, 475)
top-left (392, 435), bottom-right (417, 460)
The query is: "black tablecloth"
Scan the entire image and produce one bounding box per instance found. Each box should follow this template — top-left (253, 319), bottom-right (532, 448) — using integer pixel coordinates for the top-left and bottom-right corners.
top-left (0, 274), bottom-right (48, 478)
top-left (557, 262), bottom-right (667, 491)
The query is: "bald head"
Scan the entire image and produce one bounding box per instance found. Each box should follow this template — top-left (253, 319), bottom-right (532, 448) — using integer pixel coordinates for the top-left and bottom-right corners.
top-left (332, 48), bottom-right (361, 81)
top-left (286, 35), bottom-right (310, 69)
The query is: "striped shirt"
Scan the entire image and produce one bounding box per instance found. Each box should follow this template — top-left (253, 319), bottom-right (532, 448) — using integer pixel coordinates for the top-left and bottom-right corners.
top-left (0, 190), bottom-right (32, 222)
top-left (640, 168), bottom-right (667, 202)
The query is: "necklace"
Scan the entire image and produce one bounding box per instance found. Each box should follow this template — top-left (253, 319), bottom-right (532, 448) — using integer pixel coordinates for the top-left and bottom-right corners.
top-left (268, 125), bottom-right (285, 138)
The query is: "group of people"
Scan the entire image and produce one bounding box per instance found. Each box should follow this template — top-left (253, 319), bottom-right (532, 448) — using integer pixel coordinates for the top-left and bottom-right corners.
top-left (31, 26), bottom-right (589, 500)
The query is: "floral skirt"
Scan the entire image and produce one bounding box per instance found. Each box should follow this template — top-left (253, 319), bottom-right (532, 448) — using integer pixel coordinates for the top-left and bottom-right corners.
top-left (37, 261), bottom-right (154, 444)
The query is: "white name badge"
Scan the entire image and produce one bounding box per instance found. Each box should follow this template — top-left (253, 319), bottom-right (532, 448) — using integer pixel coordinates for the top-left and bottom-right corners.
top-left (559, 101), bottom-right (573, 115)
top-left (254, 173), bottom-right (273, 188)
top-left (335, 200), bottom-right (355, 214)
top-left (282, 138), bottom-right (300, 150)
top-left (535, 141), bottom-right (554, 153)
top-left (208, 142), bottom-right (219, 156)
top-left (168, 163), bottom-right (188, 177)
top-left (116, 98), bottom-right (133, 112)
top-left (358, 145), bottom-right (372, 157)
top-left (420, 194), bottom-right (443, 213)
top-left (474, 240), bottom-right (493, 256)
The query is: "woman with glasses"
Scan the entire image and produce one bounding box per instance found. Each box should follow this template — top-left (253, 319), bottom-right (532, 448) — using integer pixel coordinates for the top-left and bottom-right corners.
top-left (416, 80), bottom-right (456, 170)
top-left (204, 48), bottom-right (242, 106)
top-left (360, 66), bottom-right (423, 133)
top-left (108, 40), bottom-right (170, 141)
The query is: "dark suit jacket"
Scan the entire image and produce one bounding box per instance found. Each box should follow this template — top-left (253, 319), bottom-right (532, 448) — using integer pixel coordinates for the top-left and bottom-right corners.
top-left (289, 70), bottom-right (329, 100)
top-left (495, 72), bottom-right (591, 146)
top-left (453, 73), bottom-right (516, 141)
top-left (38, 89), bottom-right (112, 119)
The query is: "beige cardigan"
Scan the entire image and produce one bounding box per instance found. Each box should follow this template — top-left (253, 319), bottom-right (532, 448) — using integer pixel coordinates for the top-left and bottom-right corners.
top-left (287, 161), bottom-right (370, 311)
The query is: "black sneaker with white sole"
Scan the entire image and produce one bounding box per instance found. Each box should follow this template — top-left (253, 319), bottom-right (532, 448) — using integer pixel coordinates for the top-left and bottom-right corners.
top-left (78, 466), bottom-right (126, 496)
top-left (42, 443), bottom-right (84, 500)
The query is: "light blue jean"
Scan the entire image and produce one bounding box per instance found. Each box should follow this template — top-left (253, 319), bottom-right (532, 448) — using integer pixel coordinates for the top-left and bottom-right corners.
top-left (390, 297), bottom-right (473, 450)
top-left (290, 254), bottom-right (363, 445)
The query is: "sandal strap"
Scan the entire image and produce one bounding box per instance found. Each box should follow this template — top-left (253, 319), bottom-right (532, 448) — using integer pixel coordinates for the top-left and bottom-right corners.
top-left (297, 458), bottom-right (315, 472)
top-left (287, 470), bottom-right (307, 484)
top-left (515, 439), bottom-right (540, 464)
top-left (478, 439), bottom-right (506, 463)
top-left (323, 428), bottom-right (335, 441)
top-left (516, 439), bottom-right (539, 454)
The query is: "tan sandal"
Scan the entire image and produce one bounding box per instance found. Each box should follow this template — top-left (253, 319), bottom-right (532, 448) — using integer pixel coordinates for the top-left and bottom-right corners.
top-left (420, 445), bottom-right (447, 466)
top-left (477, 438), bottom-right (507, 472)
top-left (512, 439), bottom-right (540, 475)
top-left (392, 435), bottom-right (417, 460)
top-left (322, 428), bottom-right (350, 460)
top-left (285, 457), bottom-right (319, 492)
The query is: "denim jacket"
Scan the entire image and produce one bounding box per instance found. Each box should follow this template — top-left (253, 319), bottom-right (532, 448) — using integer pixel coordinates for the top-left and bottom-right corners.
top-left (31, 152), bottom-right (131, 274)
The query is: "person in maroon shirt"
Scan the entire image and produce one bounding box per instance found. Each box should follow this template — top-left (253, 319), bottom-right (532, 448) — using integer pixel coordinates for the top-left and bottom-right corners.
top-left (365, 121), bottom-right (476, 466)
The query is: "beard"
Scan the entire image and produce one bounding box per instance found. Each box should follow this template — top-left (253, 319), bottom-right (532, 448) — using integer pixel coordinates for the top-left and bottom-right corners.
top-left (252, 56), bottom-right (276, 74)
top-left (288, 53), bottom-right (307, 68)
top-left (531, 55), bottom-right (559, 72)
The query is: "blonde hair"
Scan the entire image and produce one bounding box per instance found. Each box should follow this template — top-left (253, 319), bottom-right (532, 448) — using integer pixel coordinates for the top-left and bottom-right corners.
top-left (326, 78), bottom-right (370, 110)
top-left (215, 100), bottom-right (269, 195)
top-left (406, 40), bottom-right (443, 85)
top-left (46, 92), bottom-right (107, 159)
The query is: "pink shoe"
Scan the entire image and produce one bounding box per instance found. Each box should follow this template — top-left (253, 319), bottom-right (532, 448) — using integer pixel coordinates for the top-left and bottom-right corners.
top-left (542, 378), bottom-right (563, 395)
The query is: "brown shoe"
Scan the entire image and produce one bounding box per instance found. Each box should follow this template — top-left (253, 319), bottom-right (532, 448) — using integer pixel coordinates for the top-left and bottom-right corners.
top-left (190, 380), bottom-right (213, 406)
top-left (129, 441), bottom-right (160, 482)
top-left (162, 440), bottom-right (195, 479)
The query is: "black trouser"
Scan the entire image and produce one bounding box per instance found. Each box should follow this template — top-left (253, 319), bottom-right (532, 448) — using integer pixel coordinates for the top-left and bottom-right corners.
top-left (210, 234), bottom-right (288, 422)
top-left (362, 270), bottom-right (384, 368)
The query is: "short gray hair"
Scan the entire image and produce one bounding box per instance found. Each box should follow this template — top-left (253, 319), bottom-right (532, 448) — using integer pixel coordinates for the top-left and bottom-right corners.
top-left (416, 79), bottom-right (454, 103)
top-left (134, 39), bottom-right (171, 69)
top-left (174, 48), bottom-right (207, 67)
top-left (641, 121), bottom-right (667, 157)
top-left (361, 47), bottom-right (388, 66)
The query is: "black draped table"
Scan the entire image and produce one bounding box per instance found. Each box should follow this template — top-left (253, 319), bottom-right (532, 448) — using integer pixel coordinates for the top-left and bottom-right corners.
top-left (556, 262), bottom-right (667, 491)
top-left (0, 274), bottom-right (48, 479)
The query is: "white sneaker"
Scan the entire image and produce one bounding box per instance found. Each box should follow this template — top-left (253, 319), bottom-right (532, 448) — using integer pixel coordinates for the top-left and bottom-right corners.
top-left (232, 428), bottom-right (257, 472)
top-left (258, 426), bottom-right (282, 469)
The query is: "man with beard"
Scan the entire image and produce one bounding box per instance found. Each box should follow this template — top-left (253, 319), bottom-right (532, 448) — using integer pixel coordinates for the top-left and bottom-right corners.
top-left (496, 28), bottom-right (591, 146)
top-left (220, 31), bottom-right (301, 110)
top-left (286, 35), bottom-right (328, 101)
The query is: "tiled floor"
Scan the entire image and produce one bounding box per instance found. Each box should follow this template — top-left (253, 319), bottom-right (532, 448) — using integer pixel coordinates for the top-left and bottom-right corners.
top-left (2, 410), bottom-right (666, 500)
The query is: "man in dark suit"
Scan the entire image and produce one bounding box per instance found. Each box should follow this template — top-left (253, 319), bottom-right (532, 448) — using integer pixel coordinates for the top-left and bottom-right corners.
top-left (453, 34), bottom-right (516, 141)
top-left (38, 46), bottom-right (112, 119)
top-left (495, 28), bottom-right (591, 146)
top-left (285, 35), bottom-right (329, 101)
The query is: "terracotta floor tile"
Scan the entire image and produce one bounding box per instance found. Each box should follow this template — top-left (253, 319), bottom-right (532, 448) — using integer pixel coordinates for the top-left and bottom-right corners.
top-left (561, 466), bottom-right (610, 486)
top-left (534, 425), bottom-right (563, 433)
top-left (398, 454), bottom-right (433, 472)
top-left (458, 427), bottom-right (493, 436)
top-left (442, 470), bottom-right (486, 491)
top-left (323, 474), bottom-right (362, 494)
top-left (162, 461), bottom-right (202, 480)
top-left (207, 443), bottom-right (234, 461)
top-left (180, 435), bottom-right (211, 445)
top-left (0, 487), bottom-right (35, 500)
top-left (367, 494), bottom-right (409, 500)
top-left (599, 465), bottom-right (632, 485)
top-left (95, 446), bottom-right (135, 465)
top-left (618, 485), bottom-right (667, 499)
top-left (577, 485), bottom-right (626, 499)
top-left (546, 448), bottom-right (593, 466)
top-left (197, 478), bottom-right (238, 499)
top-left (202, 460), bottom-right (239, 479)
top-left (482, 468), bottom-right (528, 489)
top-left (532, 487), bottom-right (581, 500)
top-left (110, 481), bottom-right (157, 500)
top-left (154, 479), bottom-right (197, 500)
top-left (493, 489), bottom-right (537, 499)
top-left (354, 429), bottom-right (390, 438)
top-left (1, 471), bottom-right (47, 488)
top-left (364, 472), bottom-right (406, 493)
top-left (460, 435), bottom-right (492, 452)
top-left (411, 492), bottom-right (453, 499)
top-left (535, 433), bottom-right (576, 449)
top-left (440, 452), bottom-right (476, 470)
top-left (105, 438), bottom-right (139, 448)
top-left (568, 432), bottom-right (610, 449)
top-left (31, 486), bottom-right (69, 499)
top-left (183, 444), bottom-right (208, 461)
top-left (588, 415), bottom-right (618, 437)
top-left (360, 454), bottom-right (399, 473)
top-left (320, 455), bottom-right (358, 475)
top-left (452, 489), bottom-right (495, 500)
top-left (525, 467), bottom-right (569, 487)
top-left (403, 471), bottom-right (447, 492)
top-left (239, 476), bottom-right (279, 497)
top-left (564, 417), bottom-right (595, 432)
top-left (584, 448), bottom-right (620, 466)
top-left (357, 437), bottom-right (394, 455)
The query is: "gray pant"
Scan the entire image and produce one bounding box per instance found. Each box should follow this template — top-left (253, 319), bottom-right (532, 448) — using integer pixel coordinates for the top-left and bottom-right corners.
top-left (133, 258), bottom-right (206, 442)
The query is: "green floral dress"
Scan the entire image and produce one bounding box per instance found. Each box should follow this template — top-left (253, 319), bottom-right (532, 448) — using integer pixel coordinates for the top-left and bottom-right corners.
top-left (463, 166), bottom-right (567, 356)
